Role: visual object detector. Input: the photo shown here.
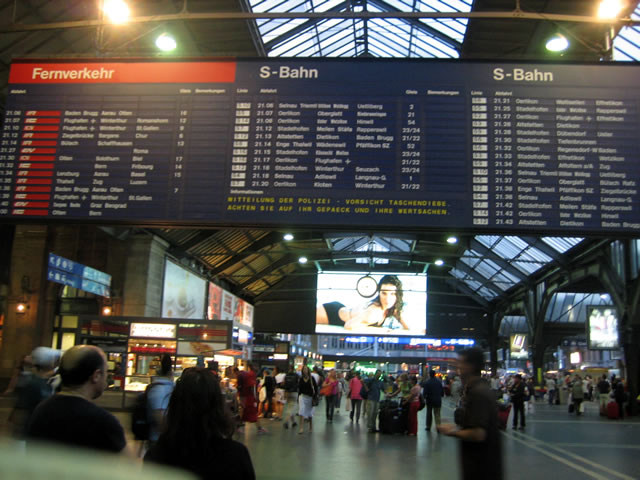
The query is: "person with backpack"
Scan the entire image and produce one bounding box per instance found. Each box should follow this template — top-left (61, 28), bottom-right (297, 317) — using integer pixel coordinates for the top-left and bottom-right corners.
top-left (282, 366), bottom-right (299, 430)
top-left (147, 354), bottom-right (175, 445)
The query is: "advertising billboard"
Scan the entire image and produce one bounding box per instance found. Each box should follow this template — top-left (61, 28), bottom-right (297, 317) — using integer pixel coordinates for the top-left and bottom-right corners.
top-left (315, 271), bottom-right (426, 336)
top-left (587, 306), bottom-right (619, 350)
top-left (161, 260), bottom-right (206, 320)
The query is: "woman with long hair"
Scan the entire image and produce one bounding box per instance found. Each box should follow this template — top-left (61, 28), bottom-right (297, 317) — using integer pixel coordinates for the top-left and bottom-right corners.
top-left (317, 275), bottom-right (409, 330)
top-left (297, 365), bottom-right (318, 434)
top-left (322, 369), bottom-right (339, 423)
top-left (145, 367), bottom-right (255, 480)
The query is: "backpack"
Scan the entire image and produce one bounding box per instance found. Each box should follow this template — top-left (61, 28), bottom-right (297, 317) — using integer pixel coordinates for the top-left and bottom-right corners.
top-left (284, 373), bottom-right (299, 393)
top-left (131, 383), bottom-right (159, 441)
top-left (360, 381), bottom-right (369, 400)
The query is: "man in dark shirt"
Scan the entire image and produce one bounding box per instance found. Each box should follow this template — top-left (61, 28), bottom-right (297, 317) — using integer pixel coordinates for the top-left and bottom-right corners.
top-left (509, 374), bottom-right (526, 429)
top-left (438, 348), bottom-right (503, 480)
top-left (27, 345), bottom-right (127, 453)
top-left (422, 369), bottom-right (444, 432)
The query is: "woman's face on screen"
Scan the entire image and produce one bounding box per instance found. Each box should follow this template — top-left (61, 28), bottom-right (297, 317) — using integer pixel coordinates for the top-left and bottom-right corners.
top-left (379, 283), bottom-right (397, 310)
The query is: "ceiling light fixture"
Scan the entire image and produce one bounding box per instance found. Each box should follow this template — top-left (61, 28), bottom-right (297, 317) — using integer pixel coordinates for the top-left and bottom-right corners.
top-left (156, 33), bottom-right (177, 52)
top-left (434, 259), bottom-right (445, 266)
top-left (102, 306), bottom-right (112, 316)
top-left (298, 256), bottom-right (308, 264)
top-left (446, 236), bottom-right (458, 244)
top-left (597, 0), bottom-right (624, 19)
top-left (16, 302), bottom-right (27, 313)
top-left (546, 34), bottom-right (570, 52)
top-left (283, 233), bottom-right (294, 241)
top-left (103, 0), bottom-right (130, 25)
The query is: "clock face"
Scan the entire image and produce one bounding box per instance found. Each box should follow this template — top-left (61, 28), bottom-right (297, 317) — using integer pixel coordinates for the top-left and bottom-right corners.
top-left (357, 276), bottom-right (378, 298)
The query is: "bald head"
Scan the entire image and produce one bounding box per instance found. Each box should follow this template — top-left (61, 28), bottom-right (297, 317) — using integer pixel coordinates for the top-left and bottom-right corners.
top-left (60, 345), bottom-right (106, 389)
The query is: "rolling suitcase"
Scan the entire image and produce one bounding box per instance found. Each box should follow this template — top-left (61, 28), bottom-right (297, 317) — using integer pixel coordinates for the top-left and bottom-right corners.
top-left (379, 406), bottom-right (404, 434)
top-left (497, 404), bottom-right (511, 430)
top-left (607, 401), bottom-right (619, 419)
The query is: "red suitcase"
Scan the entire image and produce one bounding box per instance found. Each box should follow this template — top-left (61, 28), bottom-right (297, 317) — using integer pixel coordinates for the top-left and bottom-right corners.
top-left (607, 401), bottom-right (619, 419)
top-left (497, 404), bottom-right (512, 430)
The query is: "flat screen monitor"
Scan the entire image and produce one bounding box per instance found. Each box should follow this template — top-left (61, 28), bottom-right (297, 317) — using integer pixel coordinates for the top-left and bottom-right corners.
top-left (315, 271), bottom-right (427, 336)
top-left (587, 306), bottom-right (619, 350)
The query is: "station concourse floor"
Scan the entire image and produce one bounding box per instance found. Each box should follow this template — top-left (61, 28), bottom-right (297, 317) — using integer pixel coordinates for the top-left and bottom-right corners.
top-left (234, 400), bottom-right (640, 480)
top-left (1, 395), bottom-right (639, 479)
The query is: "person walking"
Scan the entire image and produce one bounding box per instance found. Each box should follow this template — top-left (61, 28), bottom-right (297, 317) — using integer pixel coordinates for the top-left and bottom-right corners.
top-left (407, 376), bottom-right (421, 436)
top-left (571, 374), bottom-right (584, 416)
top-left (335, 371), bottom-right (347, 415)
top-left (281, 367), bottom-right (299, 430)
top-left (297, 366), bottom-right (318, 434)
top-left (323, 370), bottom-right (339, 423)
top-left (365, 370), bottom-right (384, 433)
top-left (237, 364), bottom-right (267, 435)
top-left (423, 369), bottom-right (444, 432)
top-left (613, 379), bottom-right (626, 419)
top-left (596, 375), bottom-right (610, 415)
top-left (145, 367), bottom-right (255, 480)
top-left (545, 375), bottom-right (557, 405)
top-left (349, 372), bottom-right (363, 423)
top-left (438, 348), bottom-right (503, 480)
top-left (509, 374), bottom-right (526, 429)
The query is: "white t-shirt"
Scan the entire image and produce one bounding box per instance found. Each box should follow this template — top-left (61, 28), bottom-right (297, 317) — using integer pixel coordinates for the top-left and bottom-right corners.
top-left (275, 373), bottom-right (286, 386)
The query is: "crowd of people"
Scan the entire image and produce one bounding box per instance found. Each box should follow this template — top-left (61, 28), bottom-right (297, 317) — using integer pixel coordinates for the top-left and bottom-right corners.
top-left (3, 343), bottom-right (635, 480)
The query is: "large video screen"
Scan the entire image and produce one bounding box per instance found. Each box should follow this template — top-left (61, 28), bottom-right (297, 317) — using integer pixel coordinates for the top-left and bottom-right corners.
top-left (161, 260), bottom-right (206, 320)
top-left (315, 272), bottom-right (427, 336)
top-left (587, 306), bottom-right (619, 350)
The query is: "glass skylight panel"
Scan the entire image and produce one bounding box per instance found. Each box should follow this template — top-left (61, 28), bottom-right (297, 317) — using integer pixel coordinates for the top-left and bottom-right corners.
top-left (613, 3), bottom-right (640, 61)
top-left (541, 237), bottom-right (583, 253)
top-left (248, 0), bottom-right (469, 58)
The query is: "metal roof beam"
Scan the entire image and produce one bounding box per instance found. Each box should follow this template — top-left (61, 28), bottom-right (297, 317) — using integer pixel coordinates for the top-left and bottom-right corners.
top-left (2, 11), bottom-right (638, 34)
top-left (446, 278), bottom-right (490, 308)
top-left (366, 0), bottom-right (461, 51)
top-left (454, 262), bottom-right (505, 294)
top-left (208, 231), bottom-right (282, 275)
top-left (519, 236), bottom-right (566, 264)
top-left (469, 238), bottom-right (528, 282)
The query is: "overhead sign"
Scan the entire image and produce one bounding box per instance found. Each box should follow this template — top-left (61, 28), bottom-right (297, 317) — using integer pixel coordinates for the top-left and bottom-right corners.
top-left (130, 323), bottom-right (177, 339)
top-left (2, 59), bottom-right (640, 234)
top-left (47, 252), bottom-right (111, 297)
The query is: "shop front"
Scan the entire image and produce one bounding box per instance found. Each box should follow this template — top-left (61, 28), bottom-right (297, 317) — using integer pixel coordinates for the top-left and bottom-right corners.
top-left (77, 315), bottom-right (237, 403)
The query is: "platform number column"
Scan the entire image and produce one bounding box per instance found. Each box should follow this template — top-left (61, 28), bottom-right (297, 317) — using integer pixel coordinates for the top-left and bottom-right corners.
top-left (231, 101), bottom-right (251, 188)
top-left (471, 93), bottom-right (489, 225)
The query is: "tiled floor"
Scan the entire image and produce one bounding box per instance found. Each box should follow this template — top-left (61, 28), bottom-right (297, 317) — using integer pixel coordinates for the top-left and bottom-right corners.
top-left (238, 399), bottom-right (640, 480)
top-left (2, 395), bottom-right (639, 479)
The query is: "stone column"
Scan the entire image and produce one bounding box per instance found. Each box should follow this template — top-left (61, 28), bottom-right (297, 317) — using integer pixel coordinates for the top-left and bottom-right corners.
top-left (122, 234), bottom-right (168, 317)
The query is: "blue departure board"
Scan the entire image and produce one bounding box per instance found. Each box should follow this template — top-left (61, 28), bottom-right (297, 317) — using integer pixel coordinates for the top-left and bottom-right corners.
top-left (1, 59), bottom-right (639, 234)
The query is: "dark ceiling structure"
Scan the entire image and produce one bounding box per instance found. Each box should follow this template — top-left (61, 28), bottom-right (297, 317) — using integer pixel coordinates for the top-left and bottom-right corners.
top-left (1, 0), bottom-right (639, 331)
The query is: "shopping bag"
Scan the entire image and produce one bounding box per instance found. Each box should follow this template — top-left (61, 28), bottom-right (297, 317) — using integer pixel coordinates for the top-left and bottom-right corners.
top-left (345, 397), bottom-right (352, 412)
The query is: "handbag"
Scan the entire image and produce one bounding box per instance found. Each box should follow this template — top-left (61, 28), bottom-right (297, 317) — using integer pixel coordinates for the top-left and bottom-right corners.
top-left (568, 402), bottom-right (575, 413)
top-left (312, 395), bottom-right (320, 406)
top-left (418, 394), bottom-right (426, 411)
top-left (319, 383), bottom-right (333, 396)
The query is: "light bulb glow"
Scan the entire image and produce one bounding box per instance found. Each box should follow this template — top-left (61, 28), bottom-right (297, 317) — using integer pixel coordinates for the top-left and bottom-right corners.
top-left (298, 256), bottom-right (308, 264)
top-left (546, 34), bottom-right (569, 52)
top-left (435, 259), bottom-right (445, 266)
top-left (446, 236), bottom-right (458, 244)
top-left (102, 306), bottom-right (112, 315)
top-left (16, 303), bottom-right (27, 313)
top-left (597, 0), bottom-right (624, 19)
top-left (283, 233), bottom-right (294, 241)
top-left (103, 0), bottom-right (130, 25)
top-left (156, 33), bottom-right (177, 52)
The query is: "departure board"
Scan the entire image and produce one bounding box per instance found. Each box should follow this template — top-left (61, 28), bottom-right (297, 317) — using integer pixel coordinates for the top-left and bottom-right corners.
top-left (1, 59), bottom-right (639, 233)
